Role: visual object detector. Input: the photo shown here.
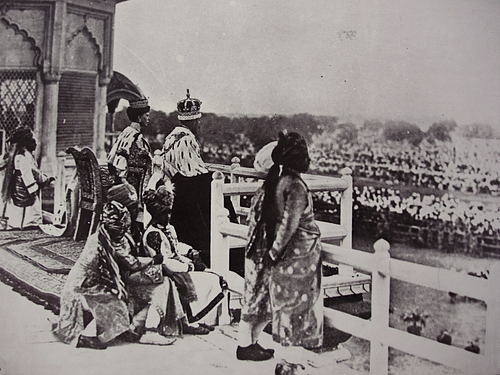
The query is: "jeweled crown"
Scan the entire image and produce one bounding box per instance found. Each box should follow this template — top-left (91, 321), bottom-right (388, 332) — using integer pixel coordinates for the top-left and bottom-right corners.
top-left (177, 89), bottom-right (202, 120)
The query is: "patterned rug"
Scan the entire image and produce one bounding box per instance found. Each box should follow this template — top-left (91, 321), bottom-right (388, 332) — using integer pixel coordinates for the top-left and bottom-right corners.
top-left (6, 238), bottom-right (82, 274)
top-left (0, 228), bottom-right (85, 314)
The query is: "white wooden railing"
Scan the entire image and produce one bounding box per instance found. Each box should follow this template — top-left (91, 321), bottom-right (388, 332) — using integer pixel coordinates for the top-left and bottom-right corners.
top-left (208, 162), bottom-right (500, 375)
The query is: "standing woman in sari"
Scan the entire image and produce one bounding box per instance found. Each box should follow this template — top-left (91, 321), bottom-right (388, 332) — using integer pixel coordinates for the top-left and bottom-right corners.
top-left (237, 131), bottom-right (323, 361)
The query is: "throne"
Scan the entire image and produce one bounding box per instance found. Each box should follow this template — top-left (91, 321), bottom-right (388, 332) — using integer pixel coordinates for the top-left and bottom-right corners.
top-left (65, 146), bottom-right (106, 241)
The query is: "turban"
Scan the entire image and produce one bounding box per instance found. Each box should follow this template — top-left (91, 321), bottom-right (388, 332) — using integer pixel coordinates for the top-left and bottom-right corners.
top-left (102, 201), bottom-right (131, 237)
top-left (107, 182), bottom-right (138, 208)
top-left (253, 141), bottom-right (277, 174)
top-left (8, 126), bottom-right (33, 146)
top-left (143, 180), bottom-right (175, 218)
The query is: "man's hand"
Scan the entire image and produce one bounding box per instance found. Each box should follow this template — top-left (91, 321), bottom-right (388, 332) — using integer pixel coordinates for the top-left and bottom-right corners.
top-left (262, 251), bottom-right (276, 268)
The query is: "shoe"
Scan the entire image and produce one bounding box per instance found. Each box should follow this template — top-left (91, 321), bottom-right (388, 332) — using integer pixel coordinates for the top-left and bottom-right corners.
top-left (198, 323), bottom-right (215, 332)
top-left (236, 343), bottom-right (273, 361)
top-left (118, 329), bottom-right (141, 343)
top-left (138, 331), bottom-right (176, 346)
top-left (331, 344), bottom-right (351, 362)
top-left (76, 335), bottom-right (108, 350)
top-left (254, 342), bottom-right (275, 356)
top-left (183, 324), bottom-right (210, 335)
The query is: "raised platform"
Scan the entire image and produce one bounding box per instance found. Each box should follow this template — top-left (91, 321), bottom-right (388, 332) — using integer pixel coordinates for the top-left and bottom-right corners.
top-left (0, 228), bottom-right (364, 375)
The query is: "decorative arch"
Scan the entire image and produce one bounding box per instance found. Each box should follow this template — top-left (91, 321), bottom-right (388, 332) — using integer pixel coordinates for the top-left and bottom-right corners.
top-left (0, 17), bottom-right (42, 68)
top-left (66, 25), bottom-right (102, 72)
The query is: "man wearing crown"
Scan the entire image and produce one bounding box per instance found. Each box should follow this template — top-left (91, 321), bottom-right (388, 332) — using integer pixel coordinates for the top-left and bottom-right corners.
top-left (107, 97), bottom-right (152, 241)
top-left (159, 90), bottom-right (213, 266)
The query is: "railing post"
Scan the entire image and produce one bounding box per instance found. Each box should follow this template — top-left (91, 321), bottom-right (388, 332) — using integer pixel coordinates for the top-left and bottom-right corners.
top-left (210, 171), bottom-right (231, 325)
top-left (370, 239), bottom-right (391, 375)
top-left (210, 171), bottom-right (228, 275)
top-left (339, 167), bottom-right (353, 275)
top-left (486, 262), bottom-right (500, 374)
top-left (230, 157), bottom-right (241, 221)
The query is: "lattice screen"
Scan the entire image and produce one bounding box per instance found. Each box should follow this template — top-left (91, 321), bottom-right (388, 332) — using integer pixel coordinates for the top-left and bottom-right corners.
top-left (0, 70), bottom-right (37, 137)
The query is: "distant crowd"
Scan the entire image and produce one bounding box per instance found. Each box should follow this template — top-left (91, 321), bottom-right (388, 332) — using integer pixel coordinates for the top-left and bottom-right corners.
top-left (201, 132), bottom-right (500, 254)
top-left (309, 137), bottom-right (500, 196)
top-left (313, 186), bottom-right (500, 254)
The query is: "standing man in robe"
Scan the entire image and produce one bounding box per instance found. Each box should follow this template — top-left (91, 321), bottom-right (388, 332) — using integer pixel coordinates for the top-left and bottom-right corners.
top-left (161, 90), bottom-right (236, 267)
top-left (107, 97), bottom-right (152, 242)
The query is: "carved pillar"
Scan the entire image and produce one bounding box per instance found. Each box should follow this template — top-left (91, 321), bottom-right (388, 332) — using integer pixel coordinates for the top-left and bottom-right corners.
top-left (40, 71), bottom-right (61, 175)
top-left (95, 72), bottom-right (111, 160)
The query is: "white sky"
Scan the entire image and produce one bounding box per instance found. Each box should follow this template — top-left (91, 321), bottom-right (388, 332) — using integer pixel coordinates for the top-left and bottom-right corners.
top-left (114, 0), bottom-right (500, 128)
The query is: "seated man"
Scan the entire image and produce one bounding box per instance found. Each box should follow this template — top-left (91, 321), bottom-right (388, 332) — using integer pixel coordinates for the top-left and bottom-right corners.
top-left (143, 182), bottom-right (227, 334)
top-left (55, 185), bottom-right (179, 349)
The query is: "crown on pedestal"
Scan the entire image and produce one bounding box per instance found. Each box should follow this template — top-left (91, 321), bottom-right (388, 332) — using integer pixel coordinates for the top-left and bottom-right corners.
top-left (177, 89), bottom-right (202, 120)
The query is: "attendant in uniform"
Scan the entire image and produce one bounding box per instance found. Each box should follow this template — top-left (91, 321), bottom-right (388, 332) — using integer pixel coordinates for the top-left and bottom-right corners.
top-left (161, 90), bottom-right (235, 266)
top-left (0, 126), bottom-right (54, 229)
top-left (107, 97), bottom-right (152, 242)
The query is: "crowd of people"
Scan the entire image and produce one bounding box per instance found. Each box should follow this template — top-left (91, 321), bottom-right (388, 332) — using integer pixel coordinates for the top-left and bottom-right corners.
top-left (313, 186), bottom-right (500, 254)
top-left (2, 85), bottom-right (498, 366)
top-left (309, 136), bottom-right (500, 195)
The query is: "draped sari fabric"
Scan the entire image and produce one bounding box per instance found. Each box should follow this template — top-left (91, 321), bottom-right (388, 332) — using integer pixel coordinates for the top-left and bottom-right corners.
top-left (242, 172), bottom-right (323, 349)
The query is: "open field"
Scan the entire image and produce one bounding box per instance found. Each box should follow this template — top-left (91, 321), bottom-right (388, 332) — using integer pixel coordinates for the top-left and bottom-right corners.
top-left (338, 236), bottom-right (497, 375)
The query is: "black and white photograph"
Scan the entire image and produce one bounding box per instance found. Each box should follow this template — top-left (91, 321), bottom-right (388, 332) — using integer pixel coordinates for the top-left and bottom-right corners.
top-left (0, 0), bottom-right (499, 374)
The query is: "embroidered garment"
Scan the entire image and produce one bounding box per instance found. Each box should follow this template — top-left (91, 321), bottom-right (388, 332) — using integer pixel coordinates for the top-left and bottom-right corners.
top-left (107, 122), bottom-right (152, 224)
top-left (55, 232), bottom-right (131, 345)
top-left (242, 173), bottom-right (323, 349)
top-left (3, 151), bottom-right (48, 228)
top-left (161, 126), bottom-right (208, 178)
top-left (143, 223), bottom-right (224, 324)
top-left (111, 227), bottom-right (185, 337)
top-left (107, 123), bottom-right (151, 177)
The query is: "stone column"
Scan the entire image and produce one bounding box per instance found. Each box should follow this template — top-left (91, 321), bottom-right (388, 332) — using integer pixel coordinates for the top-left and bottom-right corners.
top-left (95, 72), bottom-right (111, 160)
top-left (40, 71), bottom-right (61, 176)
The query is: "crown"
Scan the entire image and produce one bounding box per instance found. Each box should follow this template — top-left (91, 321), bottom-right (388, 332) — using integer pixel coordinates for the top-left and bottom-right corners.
top-left (177, 89), bottom-right (202, 120)
top-left (129, 98), bottom-right (149, 109)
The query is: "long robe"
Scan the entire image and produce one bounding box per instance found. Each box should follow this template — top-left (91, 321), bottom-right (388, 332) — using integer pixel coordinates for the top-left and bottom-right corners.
top-left (242, 172), bottom-right (323, 349)
top-left (3, 151), bottom-right (48, 229)
top-left (143, 223), bottom-right (224, 325)
top-left (56, 233), bottom-right (131, 345)
top-left (107, 122), bottom-right (152, 225)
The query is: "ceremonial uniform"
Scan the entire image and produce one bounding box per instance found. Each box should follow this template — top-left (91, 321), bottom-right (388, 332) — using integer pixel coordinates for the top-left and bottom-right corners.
top-left (107, 98), bottom-right (152, 231)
